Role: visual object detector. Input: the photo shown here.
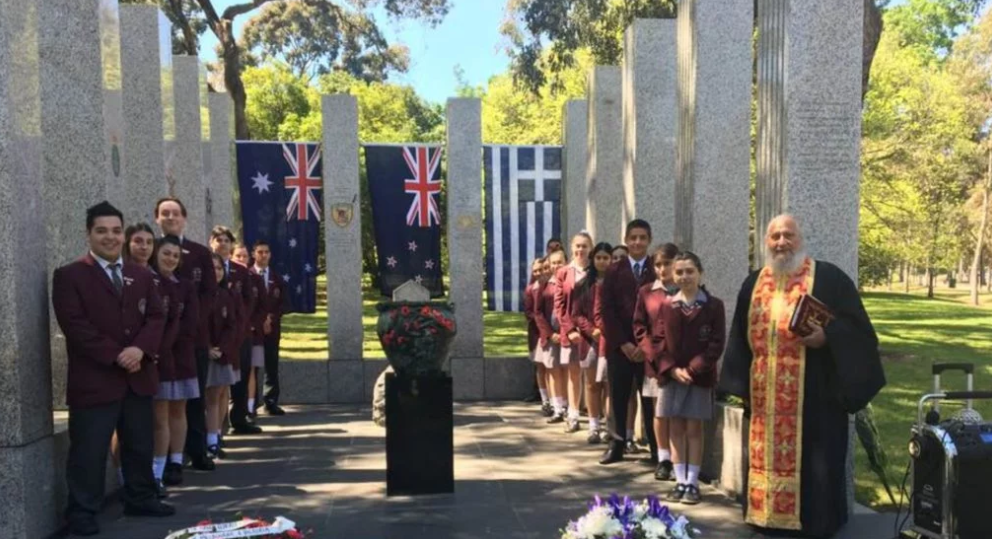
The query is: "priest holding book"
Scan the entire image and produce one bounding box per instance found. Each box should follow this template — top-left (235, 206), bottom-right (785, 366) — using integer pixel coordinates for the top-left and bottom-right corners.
top-left (719, 214), bottom-right (886, 539)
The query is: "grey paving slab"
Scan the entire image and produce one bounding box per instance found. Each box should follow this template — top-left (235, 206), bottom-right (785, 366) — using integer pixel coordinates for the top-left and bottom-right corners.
top-left (90, 403), bottom-right (900, 539)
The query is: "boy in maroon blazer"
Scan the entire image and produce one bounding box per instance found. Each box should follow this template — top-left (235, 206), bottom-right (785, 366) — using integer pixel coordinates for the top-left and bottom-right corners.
top-left (156, 197), bottom-right (217, 474)
top-left (596, 219), bottom-right (657, 465)
top-left (53, 201), bottom-right (175, 536)
top-left (253, 240), bottom-right (288, 415)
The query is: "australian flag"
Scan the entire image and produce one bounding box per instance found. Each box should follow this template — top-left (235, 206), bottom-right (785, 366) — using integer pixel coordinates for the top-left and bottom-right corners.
top-left (484, 145), bottom-right (562, 312)
top-left (235, 141), bottom-right (322, 313)
top-left (364, 144), bottom-right (444, 298)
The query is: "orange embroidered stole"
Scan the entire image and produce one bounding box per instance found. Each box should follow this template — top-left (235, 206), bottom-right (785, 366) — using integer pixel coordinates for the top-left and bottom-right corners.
top-left (745, 258), bottom-right (814, 530)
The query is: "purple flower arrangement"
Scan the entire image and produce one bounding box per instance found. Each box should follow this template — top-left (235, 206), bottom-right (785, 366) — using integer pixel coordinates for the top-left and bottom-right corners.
top-left (561, 494), bottom-right (701, 539)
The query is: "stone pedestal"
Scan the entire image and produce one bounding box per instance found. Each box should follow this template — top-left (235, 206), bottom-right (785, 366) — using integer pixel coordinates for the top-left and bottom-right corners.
top-left (585, 67), bottom-right (623, 245)
top-left (120, 4), bottom-right (171, 226)
top-left (675, 0), bottom-right (751, 321)
top-left (322, 95), bottom-right (363, 361)
top-left (755, 0), bottom-right (864, 513)
top-left (445, 99), bottom-right (483, 366)
top-left (385, 374), bottom-right (454, 496)
top-left (207, 93), bottom-right (234, 229)
top-left (1, 2), bottom-right (58, 536)
top-left (39, 0), bottom-right (117, 409)
top-left (622, 19), bottom-right (677, 242)
top-left (561, 99), bottom-right (588, 241)
top-left (168, 55), bottom-right (206, 242)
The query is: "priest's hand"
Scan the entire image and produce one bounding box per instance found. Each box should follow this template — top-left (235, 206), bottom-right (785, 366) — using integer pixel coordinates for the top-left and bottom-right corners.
top-left (673, 367), bottom-right (693, 385)
top-left (801, 324), bottom-right (827, 349)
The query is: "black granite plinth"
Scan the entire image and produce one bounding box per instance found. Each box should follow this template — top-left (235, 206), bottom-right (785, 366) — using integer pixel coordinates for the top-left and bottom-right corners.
top-left (385, 373), bottom-right (454, 496)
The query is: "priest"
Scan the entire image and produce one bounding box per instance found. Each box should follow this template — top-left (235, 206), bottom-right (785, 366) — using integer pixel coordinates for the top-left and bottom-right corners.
top-left (719, 214), bottom-right (885, 538)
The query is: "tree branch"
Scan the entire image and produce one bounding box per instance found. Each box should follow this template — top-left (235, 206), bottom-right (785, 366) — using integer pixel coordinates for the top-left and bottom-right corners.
top-left (196, 0), bottom-right (221, 27)
top-left (223, 0), bottom-right (278, 21)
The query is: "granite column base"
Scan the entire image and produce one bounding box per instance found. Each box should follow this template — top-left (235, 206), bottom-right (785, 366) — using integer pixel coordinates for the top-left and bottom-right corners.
top-left (0, 436), bottom-right (59, 539)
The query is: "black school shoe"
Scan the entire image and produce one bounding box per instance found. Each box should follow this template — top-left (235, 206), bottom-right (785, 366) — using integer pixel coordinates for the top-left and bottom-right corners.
top-left (189, 455), bottom-right (216, 471)
top-left (587, 431), bottom-right (602, 444)
top-left (655, 460), bottom-right (674, 481)
top-left (564, 418), bottom-right (581, 433)
top-left (67, 516), bottom-right (99, 536)
top-left (163, 462), bottom-right (183, 486)
top-left (123, 500), bottom-right (176, 517)
top-left (540, 402), bottom-right (554, 417)
top-left (667, 483), bottom-right (687, 503)
top-left (154, 479), bottom-right (169, 499)
top-left (624, 440), bottom-right (642, 454)
top-left (681, 484), bottom-right (702, 505)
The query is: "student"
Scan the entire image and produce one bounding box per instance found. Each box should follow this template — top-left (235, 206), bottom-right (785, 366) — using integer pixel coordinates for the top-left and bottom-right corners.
top-left (209, 227), bottom-right (262, 435)
top-left (656, 252), bottom-right (725, 504)
top-left (205, 253), bottom-right (240, 460)
top-left (555, 232), bottom-right (593, 433)
top-left (634, 243), bottom-right (681, 482)
top-left (524, 257), bottom-right (553, 417)
top-left (532, 249), bottom-right (568, 423)
top-left (53, 202), bottom-right (174, 536)
top-left (147, 235), bottom-right (199, 497)
top-left (165, 239), bottom-right (200, 487)
top-left (155, 198), bottom-right (217, 472)
top-left (571, 242), bottom-right (613, 443)
top-left (546, 237), bottom-right (564, 256)
top-left (611, 245), bottom-right (629, 264)
top-left (596, 219), bottom-right (657, 464)
top-left (252, 240), bottom-right (287, 416)
top-left (232, 244), bottom-right (266, 418)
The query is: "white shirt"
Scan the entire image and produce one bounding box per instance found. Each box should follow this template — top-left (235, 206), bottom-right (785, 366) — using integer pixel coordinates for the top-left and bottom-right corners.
top-left (91, 251), bottom-right (124, 283)
top-left (628, 255), bottom-right (647, 277)
top-left (254, 265), bottom-right (270, 290)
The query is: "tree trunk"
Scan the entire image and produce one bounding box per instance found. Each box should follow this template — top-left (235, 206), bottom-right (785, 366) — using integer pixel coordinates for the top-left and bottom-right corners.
top-left (927, 267), bottom-right (935, 298)
top-left (862, 0), bottom-right (883, 102)
top-left (218, 21), bottom-right (251, 140)
top-left (971, 148), bottom-right (992, 305)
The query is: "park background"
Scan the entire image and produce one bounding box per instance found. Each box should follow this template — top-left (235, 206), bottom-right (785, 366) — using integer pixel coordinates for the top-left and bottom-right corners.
top-left (124, 0), bottom-right (992, 512)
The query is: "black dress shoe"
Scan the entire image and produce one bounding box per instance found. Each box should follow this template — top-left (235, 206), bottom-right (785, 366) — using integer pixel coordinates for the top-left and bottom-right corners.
top-left (163, 462), bottom-right (183, 486)
top-left (564, 418), bottom-right (581, 433)
top-left (598, 443), bottom-right (624, 465)
top-left (155, 479), bottom-right (169, 499)
top-left (546, 412), bottom-right (565, 424)
top-left (586, 431), bottom-right (602, 444)
top-left (189, 455), bottom-right (216, 471)
top-left (667, 483), bottom-right (687, 503)
top-left (540, 402), bottom-right (554, 417)
top-left (68, 516), bottom-right (99, 536)
top-left (681, 484), bottom-right (701, 505)
top-left (655, 460), bottom-right (674, 481)
top-left (123, 500), bottom-right (176, 517)
top-left (232, 424), bottom-right (263, 435)
top-left (265, 404), bottom-right (287, 416)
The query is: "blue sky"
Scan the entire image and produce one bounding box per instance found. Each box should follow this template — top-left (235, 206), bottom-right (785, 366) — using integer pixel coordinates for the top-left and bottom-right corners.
top-left (200, 0), bottom-right (510, 104)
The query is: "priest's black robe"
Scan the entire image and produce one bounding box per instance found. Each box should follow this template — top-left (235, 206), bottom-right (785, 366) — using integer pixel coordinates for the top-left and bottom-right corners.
top-left (718, 259), bottom-right (886, 539)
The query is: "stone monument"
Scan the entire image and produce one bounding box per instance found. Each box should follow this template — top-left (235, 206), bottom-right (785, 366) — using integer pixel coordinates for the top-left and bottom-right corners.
top-left (622, 19), bottom-right (677, 242)
top-left (207, 93), bottom-right (234, 230)
top-left (0, 1), bottom-right (58, 536)
top-left (167, 55), bottom-right (206, 242)
top-left (561, 99), bottom-right (588, 241)
top-left (585, 66), bottom-right (623, 245)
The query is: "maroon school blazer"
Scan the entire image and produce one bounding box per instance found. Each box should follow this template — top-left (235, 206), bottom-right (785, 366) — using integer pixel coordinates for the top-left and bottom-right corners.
top-left (209, 287), bottom-right (240, 367)
top-left (173, 277), bottom-right (200, 381)
top-left (52, 254), bottom-right (165, 408)
top-left (522, 280), bottom-right (539, 352)
top-left (597, 258), bottom-right (656, 358)
top-left (246, 270), bottom-right (267, 345)
top-left (153, 273), bottom-right (182, 383)
top-left (633, 282), bottom-right (671, 380)
top-left (258, 267), bottom-right (287, 338)
top-left (554, 264), bottom-right (589, 353)
top-left (657, 291), bottom-right (727, 388)
top-left (174, 238), bottom-right (216, 350)
top-left (530, 278), bottom-right (559, 348)
top-left (569, 279), bottom-right (602, 360)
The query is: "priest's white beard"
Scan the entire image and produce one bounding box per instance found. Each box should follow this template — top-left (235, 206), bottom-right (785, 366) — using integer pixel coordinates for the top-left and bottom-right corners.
top-left (765, 246), bottom-right (807, 277)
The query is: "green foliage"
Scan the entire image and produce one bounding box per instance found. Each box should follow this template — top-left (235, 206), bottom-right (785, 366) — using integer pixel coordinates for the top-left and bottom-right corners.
top-left (501, 0), bottom-right (675, 93)
top-left (883, 0), bottom-right (985, 60)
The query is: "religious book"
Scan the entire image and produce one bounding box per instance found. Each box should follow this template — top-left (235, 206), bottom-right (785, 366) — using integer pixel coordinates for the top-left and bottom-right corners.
top-left (789, 294), bottom-right (834, 337)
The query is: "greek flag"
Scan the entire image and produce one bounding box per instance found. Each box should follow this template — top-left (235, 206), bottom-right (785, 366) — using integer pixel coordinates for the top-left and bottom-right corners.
top-left (484, 145), bottom-right (563, 312)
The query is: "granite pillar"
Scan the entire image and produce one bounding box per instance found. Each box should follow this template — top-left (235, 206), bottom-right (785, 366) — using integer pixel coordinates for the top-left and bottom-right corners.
top-left (39, 0), bottom-right (117, 409)
top-left (675, 0), bottom-right (751, 322)
top-left (446, 98), bottom-right (484, 399)
top-left (322, 95), bottom-right (365, 401)
top-left (622, 19), bottom-right (677, 243)
top-left (100, 0), bottom-right (125, 209)
top-left (585, 66), bottom-right (623, 245)
top-left (120, 4), bottom-right (171, 226)
top-left (755, 0), bottom-right (864, 514)
top-left (207, 93), bottom-right (235, 229)
top-left (561, 99), bottom-right (588, 241)
top-left (1, 1), bottom-right (58, 536)
top-left (168, 55), bottom-right (206, 242)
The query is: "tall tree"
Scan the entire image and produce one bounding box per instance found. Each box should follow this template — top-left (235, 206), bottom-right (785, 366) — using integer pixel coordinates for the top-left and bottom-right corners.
top-left (142, 0), bottom-right (449, 140)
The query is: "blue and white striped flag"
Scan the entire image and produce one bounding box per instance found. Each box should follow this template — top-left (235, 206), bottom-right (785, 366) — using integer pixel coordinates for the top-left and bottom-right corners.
top-left (484, 145), bottom-right (563, 312)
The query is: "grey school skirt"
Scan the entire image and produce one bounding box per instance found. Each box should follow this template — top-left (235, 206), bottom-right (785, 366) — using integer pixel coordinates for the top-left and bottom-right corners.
top-left (655, 382), bottom-right (714, 420)
top-left (534, 343), bottom-right (561, 369)
top-left (206, 362), bottom-right (239, 388)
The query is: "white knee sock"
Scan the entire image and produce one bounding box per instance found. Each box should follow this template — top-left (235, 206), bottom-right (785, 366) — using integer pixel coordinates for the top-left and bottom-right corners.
top-left (674, 463), bottom-right (688, 484)
top-left (539, 389), bottom-right (549, 402)
top-left (170, 452), bottom-right (184, 465)
top-left (589, 417), bottom-right (601, 432)
top-left (152, 456), bottom-right (167, 480)
top-left (207, 432), bottom-right (219, 447)
top-left (248, 398), bottom-right (255, 412)
top-left (657, 449), bottom-right (672, 463)
top-left (567, 408), bottom-right (580, 420)
top-left (687, 464), bottom-right (701, 486)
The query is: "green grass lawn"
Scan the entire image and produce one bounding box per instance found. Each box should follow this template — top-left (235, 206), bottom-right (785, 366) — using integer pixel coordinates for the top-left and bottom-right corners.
top-left (281, 277), bottom-right (992, 510)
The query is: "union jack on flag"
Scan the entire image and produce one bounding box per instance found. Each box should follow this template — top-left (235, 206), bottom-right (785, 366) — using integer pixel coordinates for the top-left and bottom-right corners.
top-left (284, 143), bottom-right (322, 221)
top-left (402, 146), bottom-right (442, 227)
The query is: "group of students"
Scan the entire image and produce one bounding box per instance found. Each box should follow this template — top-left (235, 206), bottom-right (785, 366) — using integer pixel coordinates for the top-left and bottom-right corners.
top-left (53, 198), bottom-right (287, 537)
top-left (523, 219), bottom-right (725, 505)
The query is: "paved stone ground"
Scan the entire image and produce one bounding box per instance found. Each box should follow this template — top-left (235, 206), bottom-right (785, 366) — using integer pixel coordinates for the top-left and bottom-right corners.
top-left (87, 403), bottom-right (903, 539)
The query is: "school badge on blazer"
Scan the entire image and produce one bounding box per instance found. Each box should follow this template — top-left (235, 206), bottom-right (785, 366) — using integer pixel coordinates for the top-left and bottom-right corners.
top-left (178, 302), bottom-right (185, 316)
top-left (138, 298), bottom-right (147, 315)
top-left (331, 201), bottom-right (354, 228)
top-left (273, 287), bottom-right (280, 298)
top-left (192, 267), bottom-right (202, 282)
top-left (699, 324), bottom-right (712, 341)
top-left (252, 285), bottom-right (259, 298)
top-left (221, 306), bottom-right (228, 319)
top-left (235, 281), bottom-right (243, 293)
top-left (162, 296), bottom-right (170, 312)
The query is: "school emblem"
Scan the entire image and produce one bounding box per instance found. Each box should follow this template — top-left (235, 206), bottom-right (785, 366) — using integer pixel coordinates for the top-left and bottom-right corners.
top-left (138, 298), bottom-right (147, 315)
top-left (162, 296), bottom-right (170, 312)
top-left (221, 306), bottom-right (228, 319)
top-left (178, 302), bottom-right (185, 317)
top-left (252, 286), bottom-right (259, 298)
top-left (235, 280), bottom-right (243, 293)
top-left (273, 288), bottom-right (280, 299)
top-left (331, 202), bottom-right (354, 228)
top-left (699, 324), bottom-right (712, 341)
top-left (192, 268), bottom-right (202, 283)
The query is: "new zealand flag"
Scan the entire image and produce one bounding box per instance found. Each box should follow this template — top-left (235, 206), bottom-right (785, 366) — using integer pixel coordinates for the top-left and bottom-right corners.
top-left (364, 144), bottom-right (444, 298)
top-left (235, 141), bottom-right (321, 313)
